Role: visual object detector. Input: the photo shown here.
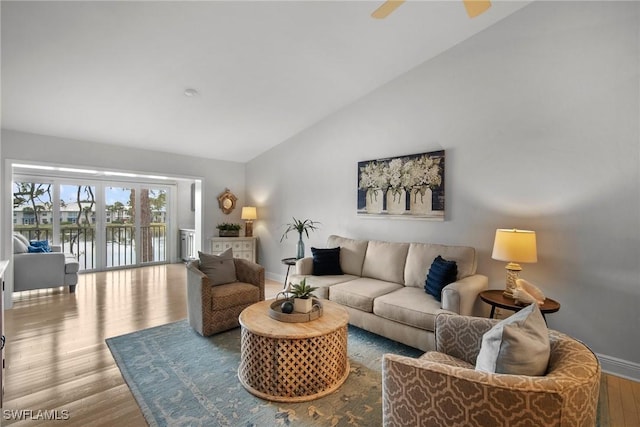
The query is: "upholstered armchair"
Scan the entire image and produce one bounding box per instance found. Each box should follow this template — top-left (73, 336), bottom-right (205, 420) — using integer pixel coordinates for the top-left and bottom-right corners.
top-left (382, 313), bottom-right (601, 427)
top-left (12, 233), bottom-right (80, 293)
top-left (186, 258), bottom-right (265, 336)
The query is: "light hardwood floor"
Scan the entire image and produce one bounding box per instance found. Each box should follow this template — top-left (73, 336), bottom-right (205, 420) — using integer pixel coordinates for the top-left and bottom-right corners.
top-left (2, 263), bottom-right (639, 426)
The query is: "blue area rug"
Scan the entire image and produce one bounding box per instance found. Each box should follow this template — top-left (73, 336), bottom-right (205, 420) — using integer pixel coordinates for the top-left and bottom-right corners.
top-left (106, 319), bottom-right (422, 426)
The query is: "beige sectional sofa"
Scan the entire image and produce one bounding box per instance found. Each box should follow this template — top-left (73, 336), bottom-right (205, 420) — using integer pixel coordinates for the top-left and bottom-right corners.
top-left (289, 235), bottom-right (488, 351)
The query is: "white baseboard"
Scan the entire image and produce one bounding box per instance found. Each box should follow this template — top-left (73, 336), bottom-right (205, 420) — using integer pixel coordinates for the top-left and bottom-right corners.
top-left (597, 353), bottom-right (640, 382)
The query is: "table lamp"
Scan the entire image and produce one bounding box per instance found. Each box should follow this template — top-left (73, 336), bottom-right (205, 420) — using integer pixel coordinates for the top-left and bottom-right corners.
top-left (241, 207), bottom-right (257, 237)
top-left (491, 229), bottom-right (537, 298)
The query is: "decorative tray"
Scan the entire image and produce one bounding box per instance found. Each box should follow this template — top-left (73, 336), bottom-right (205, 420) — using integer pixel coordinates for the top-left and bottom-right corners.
top-left (269, 297), bottom-right (323, 323)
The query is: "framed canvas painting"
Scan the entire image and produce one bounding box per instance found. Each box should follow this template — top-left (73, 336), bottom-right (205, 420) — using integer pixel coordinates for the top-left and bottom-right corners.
top-left (357, 150), bottom-right (444, 220)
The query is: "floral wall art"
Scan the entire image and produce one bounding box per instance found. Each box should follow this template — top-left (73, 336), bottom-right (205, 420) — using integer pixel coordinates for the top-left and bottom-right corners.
top-left (357, 150), bottom-right (445, 219)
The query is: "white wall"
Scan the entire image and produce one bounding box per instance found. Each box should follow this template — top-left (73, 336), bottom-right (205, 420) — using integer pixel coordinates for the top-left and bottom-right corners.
top-left (1, 129), bottom-right (248, 258)
top-left (247, 1), bottom-right (640, 377)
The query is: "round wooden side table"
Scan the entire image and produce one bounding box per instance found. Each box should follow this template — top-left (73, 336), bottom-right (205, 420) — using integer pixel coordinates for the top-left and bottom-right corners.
top-left (238, 299), bottom-right (349, 402)
top-left (479, 289), bottom-right (560, 323)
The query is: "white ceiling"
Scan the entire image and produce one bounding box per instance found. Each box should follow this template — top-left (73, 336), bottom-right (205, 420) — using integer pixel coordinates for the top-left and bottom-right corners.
top-left (1, 1), bottom-right (531, 163)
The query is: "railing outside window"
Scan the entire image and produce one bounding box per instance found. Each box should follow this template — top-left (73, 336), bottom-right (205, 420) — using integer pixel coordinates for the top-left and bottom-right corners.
top-left (14, 224), bottom-right (166, 271)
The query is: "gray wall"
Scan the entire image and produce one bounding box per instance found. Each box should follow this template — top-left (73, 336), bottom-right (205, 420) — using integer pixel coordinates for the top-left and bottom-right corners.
top-left (1, 129), bottom-right (248, 257)
top-left (246, 1), bottom-right (640, 376)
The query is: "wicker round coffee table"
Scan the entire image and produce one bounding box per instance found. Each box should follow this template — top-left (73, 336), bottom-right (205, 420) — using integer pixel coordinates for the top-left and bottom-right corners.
top-left (238, 299), bottom-right (349, 402)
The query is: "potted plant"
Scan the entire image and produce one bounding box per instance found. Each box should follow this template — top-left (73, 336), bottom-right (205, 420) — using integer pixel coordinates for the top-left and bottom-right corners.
top-left (216, 222), bottom-right (242, 237)
top-left (289, 278), bottom-right (318, 313)
top-left (280, 217), bottom-right (320, 259)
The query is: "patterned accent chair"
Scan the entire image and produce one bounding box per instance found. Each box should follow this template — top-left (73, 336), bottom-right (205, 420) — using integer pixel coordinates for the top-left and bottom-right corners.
top-left (186, 259), bottom-right (265, 336)
top-left (382, 313), bottom-right (601, 427)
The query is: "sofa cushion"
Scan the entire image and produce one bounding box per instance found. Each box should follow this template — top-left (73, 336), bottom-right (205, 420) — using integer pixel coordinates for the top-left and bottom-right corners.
top-left (327, 235), bottom-right (368, 276)
top-left (311, 247), bottom-right (343, 276)
top-left (329, 278), bottom-right (402, 313)
top-left (404, 243), bottom-right (477, 288)
top-left (288, 274), bottom-right (359, 299)
top-left (14, 233), bottom-right (30, 246)
top-left (198, 249), bottom-right (237, 286)
top-left (373, 287), bottom-right (441, 332)
top-left (476, 303), bottom-right (550, 376)
top-left (425, 255), bottom-right (458, 302)
top-left (13, 235), bottom-right (28, 254)
top-left (361, 240), bottom-right (409, 284)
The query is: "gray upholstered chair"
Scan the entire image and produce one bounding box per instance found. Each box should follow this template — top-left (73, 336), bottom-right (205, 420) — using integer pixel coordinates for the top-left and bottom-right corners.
top-left (382, 313), bottom-right (601, 427)
top-left (186, 258), bottom-right (265, 336)
top-left (12, 233), bottom-right (80, 293)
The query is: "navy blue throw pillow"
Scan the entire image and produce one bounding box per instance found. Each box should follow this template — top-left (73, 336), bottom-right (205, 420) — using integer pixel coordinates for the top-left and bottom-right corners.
top-left (311, 247), bottom-right (343, 276)
top-left (28, 245), bottom-right (47, 253)
top-left (425, 255), bottom-right (458, 302)
top-left (30, 240), bottom-right (51, 252)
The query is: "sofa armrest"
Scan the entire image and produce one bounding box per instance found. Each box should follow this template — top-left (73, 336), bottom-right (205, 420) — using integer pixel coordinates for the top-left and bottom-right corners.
top-left (295, 257), bottom-right (313, 275)
top-left (234, 258), bottom-right (265, 301)
top-left (441, 274), bottom-right (488, 316)
top-left (185, 261), bottom-right (210, 336)
top-left (382, 353), bottom-right (565, 427)
top-left (14, 252), bottom-right (65, 271)
top-left (13, 252), bottom-right (67, 291)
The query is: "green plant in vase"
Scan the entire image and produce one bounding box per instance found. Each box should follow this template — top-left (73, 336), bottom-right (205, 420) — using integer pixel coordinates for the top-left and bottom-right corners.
top-left (289, 278), bottom-right (318, 313)
top-left (280, 217), bottom-right (320, 259)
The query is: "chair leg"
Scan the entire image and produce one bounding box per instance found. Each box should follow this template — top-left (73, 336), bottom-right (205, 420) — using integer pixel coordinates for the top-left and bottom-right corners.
top-left (69, 285), bottom-right (76, 293)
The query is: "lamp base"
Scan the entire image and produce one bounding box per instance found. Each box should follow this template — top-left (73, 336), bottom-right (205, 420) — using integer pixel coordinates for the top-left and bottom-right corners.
top-left (245, 221), bottom-right (253, 237)
top-left (503, 262), bottom-right (522, 298)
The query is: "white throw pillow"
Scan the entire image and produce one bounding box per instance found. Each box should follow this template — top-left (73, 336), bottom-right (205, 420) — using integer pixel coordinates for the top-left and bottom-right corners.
top-left (13, 235), bottom-right (28, 254)
top-left (475, 303), bottom-right (550, 376)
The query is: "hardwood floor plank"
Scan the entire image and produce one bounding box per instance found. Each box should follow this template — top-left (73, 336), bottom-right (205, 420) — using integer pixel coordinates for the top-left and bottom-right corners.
top-left (619, 376), bottom-right (640, 426)
top-left (1, 263), bottom-right (636, 426)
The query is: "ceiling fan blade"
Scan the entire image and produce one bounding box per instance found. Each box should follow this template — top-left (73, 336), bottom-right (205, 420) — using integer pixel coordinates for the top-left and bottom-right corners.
top-left (463, 0), bottom-right (492, 18)
top-left (371, 0), bottom-right (406, 19)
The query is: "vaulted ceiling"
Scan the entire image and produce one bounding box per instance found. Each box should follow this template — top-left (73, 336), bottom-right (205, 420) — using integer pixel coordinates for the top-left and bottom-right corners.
top-left (1, 1), bottom-right (531, 162)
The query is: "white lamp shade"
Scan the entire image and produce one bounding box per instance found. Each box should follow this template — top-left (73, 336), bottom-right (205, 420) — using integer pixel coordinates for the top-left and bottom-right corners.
top-left (241, 206), bottom-right (257, 220)
top-left (491, 229), bottom-right (537, 263)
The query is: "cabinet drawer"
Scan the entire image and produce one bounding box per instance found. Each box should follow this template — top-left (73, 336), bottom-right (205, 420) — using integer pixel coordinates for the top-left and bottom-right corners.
top-left (241, 241), bottom-right (253, 251)
top-left (211, 241), bottom-right (224, 252)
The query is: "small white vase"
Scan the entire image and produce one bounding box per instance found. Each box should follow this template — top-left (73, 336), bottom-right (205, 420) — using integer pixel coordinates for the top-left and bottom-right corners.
top-left (366, 188), bottom-right (383, 214)
top-left (410, 186), bottom-right (432, 215)
top-left (386, 188), bottom-right (406, 215)
top-left (294, 298), bottom-right (312, 313)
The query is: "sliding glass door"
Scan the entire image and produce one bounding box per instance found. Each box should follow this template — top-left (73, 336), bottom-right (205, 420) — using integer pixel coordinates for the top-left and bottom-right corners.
top-left (12, 181), bottom-right (53, 241)
top-left (13, 176), bottom-right (173, 271)
top-left (139, 187), bottom-right (167, 264)
top-left (105, 186), bottom-right (135, 268)
top-left (60, 184), bottom-right (97, 270)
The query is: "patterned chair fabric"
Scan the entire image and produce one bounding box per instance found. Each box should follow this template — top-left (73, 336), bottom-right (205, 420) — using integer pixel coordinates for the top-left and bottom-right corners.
top-left (382, 313), bottom-right (601, 427)
top-left (186, 259), bottom-right (265, 336)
